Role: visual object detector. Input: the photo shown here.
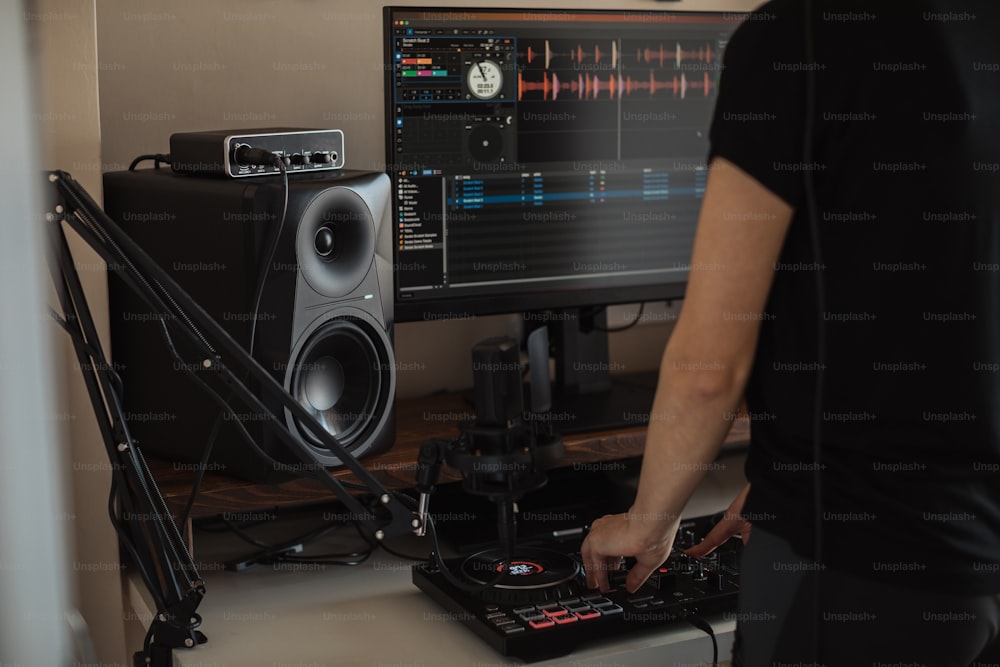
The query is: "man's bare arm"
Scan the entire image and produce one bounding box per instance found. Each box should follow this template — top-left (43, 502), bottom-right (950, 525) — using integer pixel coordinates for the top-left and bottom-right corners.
top-left (582, 155), bottom-right (794, 592)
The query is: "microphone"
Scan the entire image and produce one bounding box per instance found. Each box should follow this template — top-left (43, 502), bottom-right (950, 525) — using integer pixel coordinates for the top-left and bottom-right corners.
top-left (413, 332), bottom-right (565, 588)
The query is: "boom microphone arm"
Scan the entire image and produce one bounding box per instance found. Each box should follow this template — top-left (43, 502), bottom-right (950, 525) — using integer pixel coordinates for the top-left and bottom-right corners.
top-left (43, 171), bottom-right (417, 667)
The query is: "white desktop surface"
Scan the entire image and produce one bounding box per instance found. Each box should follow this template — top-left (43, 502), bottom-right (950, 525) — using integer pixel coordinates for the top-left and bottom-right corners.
top-left (125, 452), bottom-right (746, 667)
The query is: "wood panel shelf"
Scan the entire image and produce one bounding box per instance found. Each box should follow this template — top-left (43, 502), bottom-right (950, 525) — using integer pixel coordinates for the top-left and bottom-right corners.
top-left (149, 391), bottom-right (749, 518)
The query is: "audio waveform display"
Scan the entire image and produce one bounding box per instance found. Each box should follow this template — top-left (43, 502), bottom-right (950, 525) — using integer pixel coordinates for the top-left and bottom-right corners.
top-left (517, 70), bottom-right (716, 101)
top-left (635, 42), bottom-right (715, 69)
top-left (525, 40), bottom-right (619, 70)
top-left (522, 40), bottom-right (718, 70)
top-left (517, 37), bottom-right (723, 103)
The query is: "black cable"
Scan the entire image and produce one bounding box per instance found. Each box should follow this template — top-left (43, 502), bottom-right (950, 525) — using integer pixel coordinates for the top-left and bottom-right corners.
top-left (215, 487), bottom-right (453, 566)
top-left (248, 153), bottom-right (288, 357)
top-left (193, 514), bottom-right (275, 533)
top-left (376, 541), bottom-right (429, 562)
top-left (213, 514), bottom-right (376, 568)
top-left (278, 551), bottom-right (374, 567)
top-left (683, 611), bottom-right (718, 667)
top-left (278, 522), bottom-right (375, 565)
top-left (801, 0), bottom-right (826, 663)
top-left (155, 315), bottom-right (351, 491)
top-left (129, 153), bottom-right (172, 171)
top-left (422, 511), bottom-right (513, 595)
top-left (177, 412), bottom-right (224, 541)
top-left (390, 489), bottom-right (417, 510)
top-left (589, 302), bottom-right (647, 333)
top-left (175, 146), bottom-right (342, 532)
top-left (153, 320), bottom-right (260, 460)
top-left (174, 150), bottom-right (294, 534)
top-left (218, 517), bottom-right (277, 550)
top-left (141, 623), bottom-right (155, 657)
top-left (280, 545), bottom-right (373, 563)
top-left (201, 505), bottom-right (366, 552)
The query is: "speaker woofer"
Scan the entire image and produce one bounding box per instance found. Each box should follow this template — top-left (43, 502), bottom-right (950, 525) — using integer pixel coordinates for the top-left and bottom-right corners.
top-left (288, 317), bottom-right (392, 457)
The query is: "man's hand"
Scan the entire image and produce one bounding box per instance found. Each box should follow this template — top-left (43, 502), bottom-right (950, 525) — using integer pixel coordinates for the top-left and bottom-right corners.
top-left (686, 483), bottom-right (752, 558)
top-left (581, 512), bottom-right (678, 594)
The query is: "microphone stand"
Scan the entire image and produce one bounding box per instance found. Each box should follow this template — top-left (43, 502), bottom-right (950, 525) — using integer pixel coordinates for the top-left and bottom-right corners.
top-left (415, 331), bottom-right (564, 589)
top-left (43, 171), bottom-right (417, 667)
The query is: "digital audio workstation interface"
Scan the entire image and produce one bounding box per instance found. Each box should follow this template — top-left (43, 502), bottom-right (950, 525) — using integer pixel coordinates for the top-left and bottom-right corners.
top-left (386, 9), bottom-right (744, 318)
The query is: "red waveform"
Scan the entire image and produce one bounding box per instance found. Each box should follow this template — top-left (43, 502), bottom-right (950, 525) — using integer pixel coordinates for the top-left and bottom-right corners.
top-left (551, 72), bottom-right (595, 100)
top-left (622, 71), bottom-right (715, 99)
top-left (676, 43), bottom-right (713, 68)
top-left (519, 71), bottom-right (604, 100)
top-left (636, 42), bottom-right (715, 68)
top-left (519, 69), bottom-right (714, 101)
top-left (520, 40), bottom-right (619, 70)
top-left (568, 41), bottom-right (618, 69)
top-left (583, 73), bottom-right (618, 100)
top-left (523, 43), bottom-right (552, 67)
top-left (572, 43), bottom-right (604, 64)
top-left (638, 44), bottom-right (668, 69)
top-left (522, 44), bottom-right (550, 67)
top-left (558, 73), bottom-right (590, 100)
top-left (518, 72), bottom-right (549, 101)
top-left (552, 72), bottom-right (562, 99)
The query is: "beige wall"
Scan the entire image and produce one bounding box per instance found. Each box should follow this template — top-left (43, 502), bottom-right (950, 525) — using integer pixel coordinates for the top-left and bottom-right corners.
top-left (94, 0), bottom-right (756, 398)
top-left (2, 3), bottom-right (76, 665)
top-left (31, 1), bottom-right (129, 665)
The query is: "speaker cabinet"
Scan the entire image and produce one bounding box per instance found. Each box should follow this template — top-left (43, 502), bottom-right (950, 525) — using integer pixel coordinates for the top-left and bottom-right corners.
top-left (104, 169), bottom-right (396, 481)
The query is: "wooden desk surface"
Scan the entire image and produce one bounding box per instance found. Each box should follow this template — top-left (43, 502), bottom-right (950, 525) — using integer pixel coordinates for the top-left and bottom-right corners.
top-left (149, 392), bottom-right (750, 518)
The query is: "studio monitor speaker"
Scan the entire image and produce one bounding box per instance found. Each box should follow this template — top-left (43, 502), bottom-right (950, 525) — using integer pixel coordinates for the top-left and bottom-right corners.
top-left (104, 169), bottom-right (396, 481)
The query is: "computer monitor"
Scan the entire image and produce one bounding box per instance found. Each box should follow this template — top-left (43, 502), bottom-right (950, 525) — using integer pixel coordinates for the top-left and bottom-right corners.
top-left (384, 7), bottom-right (745, 431)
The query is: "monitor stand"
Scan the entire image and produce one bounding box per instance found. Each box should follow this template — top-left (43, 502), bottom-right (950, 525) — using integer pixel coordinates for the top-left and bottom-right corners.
top-left (524, 308), bottom-right (658, 435)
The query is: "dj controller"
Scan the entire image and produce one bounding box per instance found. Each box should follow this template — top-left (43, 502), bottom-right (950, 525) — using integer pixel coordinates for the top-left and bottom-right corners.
top-left (413, 513), bottom-right (743, 662)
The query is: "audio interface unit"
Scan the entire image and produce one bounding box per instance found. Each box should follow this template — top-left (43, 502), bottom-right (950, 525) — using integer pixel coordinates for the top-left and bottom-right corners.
top-left (170, 127), bottom-right (345, 178)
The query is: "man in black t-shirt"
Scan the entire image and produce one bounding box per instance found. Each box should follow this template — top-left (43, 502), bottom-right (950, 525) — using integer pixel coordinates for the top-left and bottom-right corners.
top-left (582, 1), bottom-right (1000, 664)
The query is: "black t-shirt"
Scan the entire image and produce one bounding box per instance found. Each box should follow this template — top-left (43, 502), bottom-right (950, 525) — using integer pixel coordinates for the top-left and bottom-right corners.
top-left (709, 0), bottom-right (1000, 592)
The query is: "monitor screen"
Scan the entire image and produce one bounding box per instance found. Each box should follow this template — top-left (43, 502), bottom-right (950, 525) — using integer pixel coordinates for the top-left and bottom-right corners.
top-left (384, 7), bottom-right (745, 323)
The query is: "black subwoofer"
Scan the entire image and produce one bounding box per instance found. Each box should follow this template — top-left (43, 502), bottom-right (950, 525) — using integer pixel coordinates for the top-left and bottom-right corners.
top-left (105, 169), bottom-right (395, 481)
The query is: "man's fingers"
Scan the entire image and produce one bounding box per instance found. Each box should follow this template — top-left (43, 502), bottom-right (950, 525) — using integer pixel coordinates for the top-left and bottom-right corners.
top-left (685, 516), bottom-right (746, 557)
top-left (583, 556), bottom-right (620, 592)
top-left (625, 561), bottom-right (656, 594)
